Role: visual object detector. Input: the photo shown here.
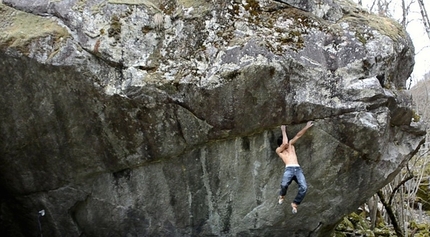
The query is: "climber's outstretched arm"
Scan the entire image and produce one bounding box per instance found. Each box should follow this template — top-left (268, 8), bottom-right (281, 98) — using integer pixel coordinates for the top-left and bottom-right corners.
top-left (289, 121), bottom-right (314, 145)
top-left (276, 125), bottom-right (289, 154)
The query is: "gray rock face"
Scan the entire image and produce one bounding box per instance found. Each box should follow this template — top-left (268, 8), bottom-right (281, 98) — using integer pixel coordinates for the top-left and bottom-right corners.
top-left (0, 0), bottom-right (426, 236)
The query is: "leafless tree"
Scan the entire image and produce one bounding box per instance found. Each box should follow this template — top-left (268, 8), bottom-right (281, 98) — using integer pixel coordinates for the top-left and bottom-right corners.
top-left (357, 0), bottom-right (429, 33)
top-left (417, 0), bottom-right (430, 39)
top-left (402, 0), bottom-right (407, 28)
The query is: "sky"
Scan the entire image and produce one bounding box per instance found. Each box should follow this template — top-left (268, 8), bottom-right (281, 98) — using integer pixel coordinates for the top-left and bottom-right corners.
top-left (354, 0), bottom-right (430, 87)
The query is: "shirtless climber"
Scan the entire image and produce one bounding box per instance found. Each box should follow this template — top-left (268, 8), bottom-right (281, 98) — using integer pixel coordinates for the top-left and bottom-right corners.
top-left (276, 121), bottom-right (313, 214)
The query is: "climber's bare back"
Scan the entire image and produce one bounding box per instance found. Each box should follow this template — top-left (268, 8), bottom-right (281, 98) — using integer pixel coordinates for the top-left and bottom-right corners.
top-left (277, 144), bottom-right (299, 166)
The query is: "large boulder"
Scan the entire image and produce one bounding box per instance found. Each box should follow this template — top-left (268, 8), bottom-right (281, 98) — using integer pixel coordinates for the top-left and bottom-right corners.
top-left (0, 0), bottom-right (426, 236)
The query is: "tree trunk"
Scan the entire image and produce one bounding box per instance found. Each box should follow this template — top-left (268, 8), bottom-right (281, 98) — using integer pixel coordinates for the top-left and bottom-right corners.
top-left (417, 0), bottom-right (430, 40)
top-left (401, 0), bottom-right (407, 28)
top-left (377, 191), bottom-right (404, 237)
top-left (368, 195), bottom-right (378, 229)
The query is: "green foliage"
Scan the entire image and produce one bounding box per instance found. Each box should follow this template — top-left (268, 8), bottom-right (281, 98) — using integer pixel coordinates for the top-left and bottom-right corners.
top-left (334, 211), bottom-right (396, 236)
top-left (332, 233), bottom-right (347, 237)
top-left (409, 221), bottom-right (430, 236)
top-left (414, 159), bottom-right (430, 210)
top-left (335, 216), bottom-right (354, 232)
top-left (416, 184), bottom-right (430, 210)
top-left (412, 110), bottom-right (421, 122)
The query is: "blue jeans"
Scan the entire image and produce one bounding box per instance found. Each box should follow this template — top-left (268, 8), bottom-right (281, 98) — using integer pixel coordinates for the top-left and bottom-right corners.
top-left (280, 166), bottom-right (307, 205)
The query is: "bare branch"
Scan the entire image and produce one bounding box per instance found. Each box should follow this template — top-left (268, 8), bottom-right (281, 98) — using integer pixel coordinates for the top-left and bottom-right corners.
top-left (377, 191), bottom-right (405, 237)
top-left (388, 174), bottom-right (414, 205)
top-left (417, 0), bottom-right (430, 39)
top-left (402, 0), bottom-right (407, 27)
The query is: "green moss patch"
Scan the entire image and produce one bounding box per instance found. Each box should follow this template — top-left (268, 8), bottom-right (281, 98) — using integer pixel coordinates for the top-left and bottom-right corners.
top-left (0, 4), bottom-right (69, 54)
top-left (341, 11), bottom-right (406, 43)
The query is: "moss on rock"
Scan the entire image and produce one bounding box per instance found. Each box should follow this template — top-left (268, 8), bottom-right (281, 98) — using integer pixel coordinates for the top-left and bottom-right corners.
top-left (340, 10), bottom-right (406, 43)
top-left (0, 3), bottom-right (69, 54)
